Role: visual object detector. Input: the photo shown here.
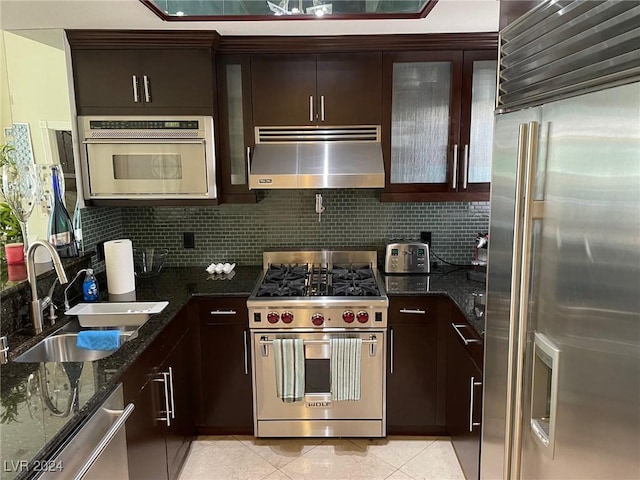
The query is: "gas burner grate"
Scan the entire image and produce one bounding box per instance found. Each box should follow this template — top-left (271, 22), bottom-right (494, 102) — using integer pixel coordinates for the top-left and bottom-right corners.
top-left (257, 278), bottom-right (306, 297)
top-left (256, 262), bottom-right (381, 297)
top-left (264, 264), bottom-right (308, 282)
top-left (332, 264), bottom-right (374, 281)
top-left (333, 276), bottom-right (379, 296)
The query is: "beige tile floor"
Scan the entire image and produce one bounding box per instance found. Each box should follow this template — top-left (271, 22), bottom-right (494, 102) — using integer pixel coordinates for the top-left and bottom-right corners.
top-left (178, 436), bottom-right (465, 480)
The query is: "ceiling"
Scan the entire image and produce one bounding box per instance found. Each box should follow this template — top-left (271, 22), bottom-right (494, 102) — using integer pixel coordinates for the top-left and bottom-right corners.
top-left (0, 0), bottom-right (499, 35)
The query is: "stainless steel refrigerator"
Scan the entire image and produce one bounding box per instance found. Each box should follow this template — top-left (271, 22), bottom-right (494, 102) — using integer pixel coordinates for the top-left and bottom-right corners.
top-left (481, 1), bottom-right (640, 478)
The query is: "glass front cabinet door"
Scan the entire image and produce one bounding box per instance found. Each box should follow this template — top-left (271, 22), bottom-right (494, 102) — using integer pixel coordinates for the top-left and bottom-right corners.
top-left (216, 55), bottom-right (256, 203)
top-left (382, 50), bottom-right (497, 202)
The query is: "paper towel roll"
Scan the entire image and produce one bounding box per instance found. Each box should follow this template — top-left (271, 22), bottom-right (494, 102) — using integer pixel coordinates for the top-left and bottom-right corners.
top-left (104, 239), bottom-right (135, 295)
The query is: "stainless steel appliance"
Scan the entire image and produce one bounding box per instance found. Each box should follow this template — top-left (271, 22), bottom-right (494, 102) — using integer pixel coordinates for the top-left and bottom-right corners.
top-left (78, 116), bottom-right (216, 200)
top-left (39, 383), bottom-right (134, 479)
top-left (247, 250), bottom-right (388, 437)
top-left (248, 126), bottom-right (385, 189)
top-left (384, 240), bottom-right (430, 274)
top-left (482, 2), bottom-right (640, 478)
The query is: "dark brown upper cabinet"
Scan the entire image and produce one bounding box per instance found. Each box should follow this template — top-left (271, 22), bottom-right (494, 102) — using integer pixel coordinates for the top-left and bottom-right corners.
top-left (382, 49), bottom-right (497, 202)
top-left (67, 31), bottom-right (218, 116)
top-left (251, 53), bottom-right (383, 127)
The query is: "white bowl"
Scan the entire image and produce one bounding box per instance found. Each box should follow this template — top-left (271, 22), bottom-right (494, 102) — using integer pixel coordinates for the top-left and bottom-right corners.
top-left (222, 263), bottom-right (236, 274)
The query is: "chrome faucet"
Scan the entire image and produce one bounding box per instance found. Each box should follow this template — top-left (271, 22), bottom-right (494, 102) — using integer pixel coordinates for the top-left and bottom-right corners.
top-left (26, 240), bottom-right (69, 335)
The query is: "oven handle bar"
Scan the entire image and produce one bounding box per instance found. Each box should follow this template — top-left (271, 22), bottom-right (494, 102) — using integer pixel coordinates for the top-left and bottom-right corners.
top-left (259, 336), bottom-right (379, 357)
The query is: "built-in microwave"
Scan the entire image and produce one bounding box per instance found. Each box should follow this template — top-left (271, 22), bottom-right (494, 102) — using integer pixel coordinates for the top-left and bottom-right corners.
top-left (78, 116), bottom-right (216, 201)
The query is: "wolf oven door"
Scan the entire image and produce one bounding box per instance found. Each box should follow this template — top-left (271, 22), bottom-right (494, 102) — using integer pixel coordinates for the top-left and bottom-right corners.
top-left (251, 330), bottom-right (386, 437)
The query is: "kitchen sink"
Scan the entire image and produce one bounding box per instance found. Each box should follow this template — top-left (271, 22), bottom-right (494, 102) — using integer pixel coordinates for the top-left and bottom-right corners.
top-left (13, 323), bottom-right (137, 363)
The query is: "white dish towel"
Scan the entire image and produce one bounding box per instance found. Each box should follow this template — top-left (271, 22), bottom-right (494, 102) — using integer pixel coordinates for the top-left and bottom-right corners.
top-left (331, 337), bottom-right (362, 401)
top-left (273, 338), bottom-right (305, 403)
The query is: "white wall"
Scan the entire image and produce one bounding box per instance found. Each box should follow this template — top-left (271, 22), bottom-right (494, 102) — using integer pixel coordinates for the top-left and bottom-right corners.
top-left (3, 29), bottom-right (73, 241)
top-left (0, 32), bottom-right (12, 141)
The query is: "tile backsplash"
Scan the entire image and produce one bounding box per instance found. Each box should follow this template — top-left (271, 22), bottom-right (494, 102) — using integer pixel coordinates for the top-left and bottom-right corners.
top-left (81, 190), bottom-right (489, 269)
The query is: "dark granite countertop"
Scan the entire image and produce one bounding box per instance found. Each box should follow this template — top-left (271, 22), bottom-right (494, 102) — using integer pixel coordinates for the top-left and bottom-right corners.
top-left (0, 263), bottom-right (483, 479)
top-left (0, 265), bottom-right (262, 480)
top-left (381, 265), bottom-right (486, 337)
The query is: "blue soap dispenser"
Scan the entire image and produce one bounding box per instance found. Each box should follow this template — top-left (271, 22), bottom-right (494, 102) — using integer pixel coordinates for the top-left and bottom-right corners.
top-left (82, 268), bottom-right (99, 301)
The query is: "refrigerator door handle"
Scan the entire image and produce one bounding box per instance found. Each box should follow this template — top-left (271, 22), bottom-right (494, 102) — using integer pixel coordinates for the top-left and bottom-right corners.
top-left (502, 122), bottom-right (529, 480)
top-left (510, 120), bottom-right (540, 480)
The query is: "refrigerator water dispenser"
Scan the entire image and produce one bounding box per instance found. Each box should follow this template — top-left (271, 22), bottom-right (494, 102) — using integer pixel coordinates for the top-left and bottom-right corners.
top-left (531, 332), bottom-right (561, 457)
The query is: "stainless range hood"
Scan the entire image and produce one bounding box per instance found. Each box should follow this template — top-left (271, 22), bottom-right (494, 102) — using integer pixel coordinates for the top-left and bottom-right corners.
top-left (248, 126), bottom-right (385, 189)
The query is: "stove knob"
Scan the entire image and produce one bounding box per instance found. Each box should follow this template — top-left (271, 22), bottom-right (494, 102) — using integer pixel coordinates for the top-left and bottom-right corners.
top-left (311, 313), bottom-right (325, 326)
top-left (267, 311), bottom-right (280, 324)
top-left (356, 311), bottom-right (369, 323)
top-left (281, 311), bottom-right (294, 324)
top-left (342, 311), bottom-right (355, 324)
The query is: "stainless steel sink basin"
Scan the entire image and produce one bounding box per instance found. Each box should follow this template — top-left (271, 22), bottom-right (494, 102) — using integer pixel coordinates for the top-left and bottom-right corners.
top-left (14, 330), bottom-right (135, 363)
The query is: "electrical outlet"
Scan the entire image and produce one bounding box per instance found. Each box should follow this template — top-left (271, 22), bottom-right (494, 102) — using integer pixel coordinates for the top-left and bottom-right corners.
top-left (420, 231), bottom-right (432, 247)
top-left (97, 240), bottom-right (106, 261)
top-left (183, 232), bottom-right (195, 249)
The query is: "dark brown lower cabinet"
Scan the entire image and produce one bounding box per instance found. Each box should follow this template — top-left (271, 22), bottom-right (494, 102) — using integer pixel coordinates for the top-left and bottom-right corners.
top-left (123, 308), bottom-right (194, 480)
top-left (386, 295), bottom-right (447, 435)
top-left (446, 309), bottom-right (483, 480)
top-left (197, 296), bottom-right (253, 434)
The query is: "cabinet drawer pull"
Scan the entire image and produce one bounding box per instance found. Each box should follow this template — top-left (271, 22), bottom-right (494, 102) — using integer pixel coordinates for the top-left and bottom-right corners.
top-left (452, 323), bottom-right (481, 345)
top-left (132, 75), bottom-right (140, 103)
top-left (210, 309), bottom-right (237, 315)
top-left (320, 95), bottom-right (325, 122)
top-left (469, 376), bottom-right (482, 432)
top-left (399, 308), bottom-right (426, 314)
top-left (309, 95), bottom-right (314, 122)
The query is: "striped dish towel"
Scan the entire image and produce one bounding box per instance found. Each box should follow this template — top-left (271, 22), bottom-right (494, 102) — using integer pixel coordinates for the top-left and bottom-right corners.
top-left (330, 337), bottom-right (362, 401)
top-left (273, 338), bottom-right (305, 403)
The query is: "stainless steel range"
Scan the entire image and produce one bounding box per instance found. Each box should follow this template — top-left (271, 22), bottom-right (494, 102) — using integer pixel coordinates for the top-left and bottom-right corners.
top-left (247, 250), bottom-right (388, 438)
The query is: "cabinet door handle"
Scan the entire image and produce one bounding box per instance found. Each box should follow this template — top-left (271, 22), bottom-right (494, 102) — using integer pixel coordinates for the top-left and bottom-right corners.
top-left (154, 373), bottom-right (171, 427)
top-left (132, 75), bottom-right (140, 103)
top-left (469, 376), bottom-right (482, 432)
top-left (309, 95), bottom-right (314, 122)
top-left (452, 144), bottom-right (459, 188)
top-left (399, 308), bottom-right (426, 314)
top-left (210, 309), bottom-right (237, 315)
top-left (167, 366), bottom-right (176, 420)
top-left (452, 323), bottom-right (481, 345)
top-left (390, 327), bottom-right (394, 374)
top-left (243, 330), bottom-right (249, 375)
top-left (143, 75), bottom-right (151, 103)
top-left (463, 144), bottom-right (469, 189)
top-left (320, 95), bottom-right (325, 122)
top-left (246, 146), bottom-right (252, 187)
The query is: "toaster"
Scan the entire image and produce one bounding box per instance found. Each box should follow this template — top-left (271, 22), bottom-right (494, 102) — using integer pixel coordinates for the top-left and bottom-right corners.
top-left (384, 241), bottom-right (431, 274)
